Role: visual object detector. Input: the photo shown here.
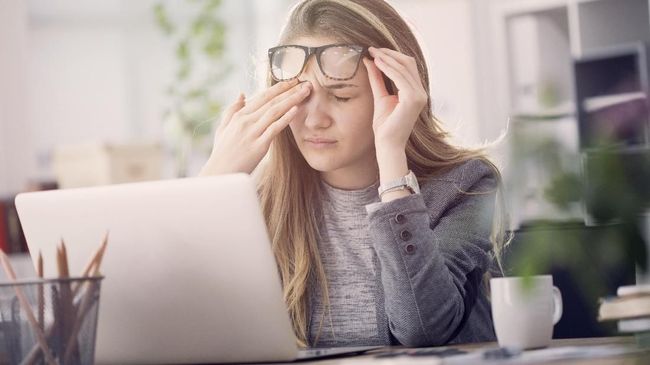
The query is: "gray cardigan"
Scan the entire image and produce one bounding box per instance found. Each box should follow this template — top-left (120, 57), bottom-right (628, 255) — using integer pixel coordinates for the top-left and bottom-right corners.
top-left (362, 159), bottom-right (498, 346)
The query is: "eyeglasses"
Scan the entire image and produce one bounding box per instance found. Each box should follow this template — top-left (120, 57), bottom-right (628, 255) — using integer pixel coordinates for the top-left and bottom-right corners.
top-left (268, 44), bottom-right (368, 82)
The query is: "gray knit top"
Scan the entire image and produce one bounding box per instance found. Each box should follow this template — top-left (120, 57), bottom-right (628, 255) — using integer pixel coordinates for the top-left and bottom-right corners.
top-left (307, 159), bottom-right (498, 347)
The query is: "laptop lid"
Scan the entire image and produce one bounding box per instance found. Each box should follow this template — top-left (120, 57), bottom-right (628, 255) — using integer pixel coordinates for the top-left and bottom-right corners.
top-left (15, 174), bottom-right (299, 364)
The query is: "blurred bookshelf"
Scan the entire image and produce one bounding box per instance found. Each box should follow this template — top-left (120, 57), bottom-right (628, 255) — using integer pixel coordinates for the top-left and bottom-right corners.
top-left (0, 181), bottom-right (57, 255)
top-left (575, 42), bottom-right (650, 150)
top-left (490, 0), bottom-right (650, 337)
top-left (494, 0), bottom-right (650, 227)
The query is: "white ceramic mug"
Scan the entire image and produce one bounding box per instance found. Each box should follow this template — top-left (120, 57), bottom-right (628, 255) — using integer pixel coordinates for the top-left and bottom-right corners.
top-left (490, 275), bottom-right (563, 349)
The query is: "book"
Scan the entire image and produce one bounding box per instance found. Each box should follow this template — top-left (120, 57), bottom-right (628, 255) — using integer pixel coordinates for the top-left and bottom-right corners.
top-left (617, 284), bottom-right (650, 297)
top-left (0, 200), bottom-right (9, 252)
top-left (635, 331), bottom-right (650, 348)
top-left (599, 295), bottom-right (650, 321)
top-left (618, 317), bottom-right (650, 332)
top-left (1, 200), bottom-right (28, 253)
top-left (586, 95), bottom-right (648, 146)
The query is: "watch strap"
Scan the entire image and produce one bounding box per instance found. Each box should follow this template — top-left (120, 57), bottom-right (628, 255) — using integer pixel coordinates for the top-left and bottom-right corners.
top-left (378, 170), bottom-right (420, 197)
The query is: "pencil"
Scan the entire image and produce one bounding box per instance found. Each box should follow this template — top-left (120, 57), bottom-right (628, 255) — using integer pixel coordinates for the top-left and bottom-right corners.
top-left (72, 231), bottom-right (109, 294)
top-left (64, 235), bottom-right (108, 364)
top-left (60, 239), bottom-right (70, 278)
top-left (22, 236), bottom-right (109, 364)
top-left (64, 269), bottom-right (104, 363)
top-left (0, 249), bottom-right (57, 365)
top-left (37, 251), bottom-right (44, 332)
top-left (59, 240), bottom-right (78, 363)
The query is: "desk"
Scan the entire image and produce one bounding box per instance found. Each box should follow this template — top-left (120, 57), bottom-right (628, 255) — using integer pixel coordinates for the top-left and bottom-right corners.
top-left (301, 337), bottom-right (650, 365)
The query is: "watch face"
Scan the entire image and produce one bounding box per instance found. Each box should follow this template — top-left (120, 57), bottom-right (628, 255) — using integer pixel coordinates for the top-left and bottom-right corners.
top-left (378, 170), bottom-right (420, 196)
top-left (407, 171), bottom-right (420, 194)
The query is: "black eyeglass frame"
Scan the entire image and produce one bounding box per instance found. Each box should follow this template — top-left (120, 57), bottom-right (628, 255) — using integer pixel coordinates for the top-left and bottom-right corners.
top-left (268, 44), bottom-right (369, 82)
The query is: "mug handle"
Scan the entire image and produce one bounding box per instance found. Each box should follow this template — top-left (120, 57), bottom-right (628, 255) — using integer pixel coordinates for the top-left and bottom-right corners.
top-left (552, 286), bottom-right (563, 325)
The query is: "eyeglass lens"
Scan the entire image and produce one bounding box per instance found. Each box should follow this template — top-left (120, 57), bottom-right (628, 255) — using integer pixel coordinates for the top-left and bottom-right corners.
top-left (270, 45), bottom-right (363, 81)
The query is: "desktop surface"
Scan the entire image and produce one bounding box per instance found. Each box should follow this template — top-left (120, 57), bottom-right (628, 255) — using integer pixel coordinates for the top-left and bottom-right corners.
top-left (291, 337), bottom-right (649, 365)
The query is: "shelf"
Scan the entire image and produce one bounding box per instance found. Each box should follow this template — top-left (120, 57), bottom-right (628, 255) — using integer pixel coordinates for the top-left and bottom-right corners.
top-left (573, 0), bottom-right (650, 56)
top-left (583, 92), bottom-right (648, 113)
top-left (575, 50), bottom-right (645, 98)
top-left (511, 100), bottom-right (577, 120)
top-left (488, 0), bottom-right (650, 229)
top-left (574, 42), bottom-right (650, 149)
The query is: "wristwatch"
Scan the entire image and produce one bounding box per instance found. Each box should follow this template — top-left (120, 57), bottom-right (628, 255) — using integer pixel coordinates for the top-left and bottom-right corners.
top-left (378, 170), bottom-right (420, 197)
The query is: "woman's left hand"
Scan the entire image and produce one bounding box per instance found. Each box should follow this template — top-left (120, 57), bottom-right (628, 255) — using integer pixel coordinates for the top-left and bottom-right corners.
top-left (363, 47), bottom-right (428, 152)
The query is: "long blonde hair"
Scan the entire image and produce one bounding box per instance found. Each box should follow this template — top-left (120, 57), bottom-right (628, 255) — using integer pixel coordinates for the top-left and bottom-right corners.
top-left (257, 0), bottom-right (510, 347)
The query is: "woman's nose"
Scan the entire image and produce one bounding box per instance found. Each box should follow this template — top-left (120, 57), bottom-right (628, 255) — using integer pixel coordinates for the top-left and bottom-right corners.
top-left (302, 100), bottom-right (332, 129)
top-left (297, 63), bottom-right (333, 129)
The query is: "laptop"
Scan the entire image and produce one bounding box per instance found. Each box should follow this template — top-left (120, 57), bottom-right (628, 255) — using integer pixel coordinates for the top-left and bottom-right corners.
top-left (15, 174), bottom-right (379, 364)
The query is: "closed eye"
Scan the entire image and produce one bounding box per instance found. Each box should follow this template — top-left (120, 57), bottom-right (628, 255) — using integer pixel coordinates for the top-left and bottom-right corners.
top-left (334, 96), bottom-right (351, 102)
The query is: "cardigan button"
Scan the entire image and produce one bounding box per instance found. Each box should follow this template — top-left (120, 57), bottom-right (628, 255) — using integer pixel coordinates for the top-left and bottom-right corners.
top-left (405, 244), bottom-right (416, 254)
top-left (399, 230), bottom-right (412, 241)
top-left (394, 213), bottom-right (406, 224)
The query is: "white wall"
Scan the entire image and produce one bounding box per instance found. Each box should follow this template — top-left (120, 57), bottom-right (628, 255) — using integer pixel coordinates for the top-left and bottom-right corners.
top-left (0, 0), bottom-right (32, 196)
top-left (392, 0), bottom-right (481, 146)
top-left (0, 0), bottom-right (293, 193)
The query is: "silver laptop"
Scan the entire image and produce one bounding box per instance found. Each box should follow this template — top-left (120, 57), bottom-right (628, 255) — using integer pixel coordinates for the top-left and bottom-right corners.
top-left (15, 174), bottom-right (378, 364)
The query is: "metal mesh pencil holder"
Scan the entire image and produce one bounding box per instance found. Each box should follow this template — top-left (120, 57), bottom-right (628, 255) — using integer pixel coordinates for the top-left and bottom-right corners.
top-left (0, 276), bottom-right (103, 365)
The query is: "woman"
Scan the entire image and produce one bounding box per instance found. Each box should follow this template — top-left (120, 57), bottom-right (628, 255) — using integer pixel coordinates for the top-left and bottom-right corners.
top-left (200, 0), bottom-right (508, 348)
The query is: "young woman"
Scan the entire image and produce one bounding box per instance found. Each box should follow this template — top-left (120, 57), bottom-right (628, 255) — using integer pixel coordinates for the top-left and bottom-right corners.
top-left (200, 0), bottom-right (508, 348)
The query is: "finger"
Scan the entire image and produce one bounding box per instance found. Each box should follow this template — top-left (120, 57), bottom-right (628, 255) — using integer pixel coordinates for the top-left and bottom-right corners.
top-left (218, 93), bottom-right (246, 130)
top-left (371, 50), bottom-right (419, 90)
top-left (253, 82), bottom-right (311, 136)
top-left (249, 81), bottom-right (310, 123)
top-left (215, 94), bottom-right (246, 135)
top-left (370, 47), bottom-right (423, 90)
top-left (239, 78), bottom-right (299, 114)
top-left (371, 47), bottom-right (416, 69)
top-left (373, 56), bottom-right (417, 96)
top-left (363, 58), bottom-right (389, 99)
top-left (371, 47), bottom-right (422, 85)
top-left (258, 105), bottom-right (297, 145)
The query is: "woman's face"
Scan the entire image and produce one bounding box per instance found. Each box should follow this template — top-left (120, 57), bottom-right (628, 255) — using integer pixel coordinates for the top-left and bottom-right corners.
top-left (287, 36), bottom-right (376, 178)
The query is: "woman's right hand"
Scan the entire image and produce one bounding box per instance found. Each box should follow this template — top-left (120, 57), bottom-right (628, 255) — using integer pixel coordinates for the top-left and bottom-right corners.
top-left (199, 79), bottom-right (312, 176)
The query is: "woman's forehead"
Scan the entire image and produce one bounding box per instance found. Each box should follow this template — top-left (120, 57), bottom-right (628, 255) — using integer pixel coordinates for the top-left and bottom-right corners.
top-left (285, 35), bottom-right (343, 47)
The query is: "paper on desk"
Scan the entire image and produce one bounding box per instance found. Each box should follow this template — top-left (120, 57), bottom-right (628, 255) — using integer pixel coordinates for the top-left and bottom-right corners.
top-left (328, 356), bottom-right (442, 365)
top-left (318, 344), bottom-right (641, 365)
top-left (444, 344), bottom-right (642, 364)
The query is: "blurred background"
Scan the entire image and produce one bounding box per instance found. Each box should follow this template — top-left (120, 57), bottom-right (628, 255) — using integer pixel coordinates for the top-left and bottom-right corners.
top-left (0, 0), bottom-right (496, 195)
top-left (1, 0), bottom-right (649, 339)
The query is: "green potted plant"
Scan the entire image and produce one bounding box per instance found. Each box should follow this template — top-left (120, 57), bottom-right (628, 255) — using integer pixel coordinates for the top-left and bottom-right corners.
top-left (153, 0), bottom-right (231, 177)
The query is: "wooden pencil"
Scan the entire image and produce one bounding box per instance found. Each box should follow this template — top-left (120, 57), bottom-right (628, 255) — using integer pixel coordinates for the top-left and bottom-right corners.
top-left (64, 235), bottom-right (108, 364)
top-left (71, 231), bottom-right (109, 294)
top-left (37, 251), bottom-right (44, 331)
top-left (22, 235), bottom-right (109, 364)
top-left (59, 240), bottom-right (78, 364)
top-left (64, 264), bottom-right (104, 363)
top-left (0, 249), bottom-right (57, 365)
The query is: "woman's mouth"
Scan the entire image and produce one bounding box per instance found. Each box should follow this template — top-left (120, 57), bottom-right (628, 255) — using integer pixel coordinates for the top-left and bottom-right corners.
top-left (305, 137), bottom-right (337, 148)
